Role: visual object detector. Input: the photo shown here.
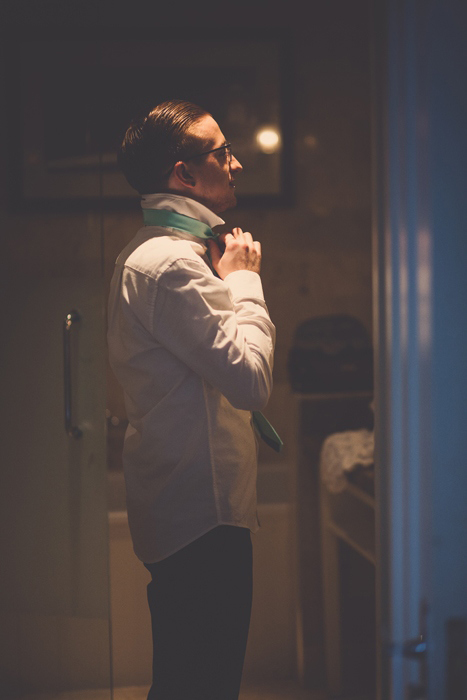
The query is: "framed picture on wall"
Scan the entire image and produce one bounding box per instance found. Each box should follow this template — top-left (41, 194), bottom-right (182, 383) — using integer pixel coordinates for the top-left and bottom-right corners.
top-left (13, 36), bottom-right (293, 208)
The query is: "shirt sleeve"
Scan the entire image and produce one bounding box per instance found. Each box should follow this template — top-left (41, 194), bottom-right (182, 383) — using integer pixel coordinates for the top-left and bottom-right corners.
top-left (147, 258), bottom-right (276, 411)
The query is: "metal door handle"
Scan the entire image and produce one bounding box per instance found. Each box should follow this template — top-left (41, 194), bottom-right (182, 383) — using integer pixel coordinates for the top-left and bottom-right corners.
top-left (403, 635), bottom-right (427, 659)
top-left (63, 310), bottom-right (82, 439)
top-left (402, 600), bottom-right (429, 698)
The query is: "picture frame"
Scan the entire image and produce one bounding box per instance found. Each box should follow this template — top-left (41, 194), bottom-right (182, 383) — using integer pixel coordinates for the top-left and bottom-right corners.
top-left (13, 36), bottom-right (293, 209)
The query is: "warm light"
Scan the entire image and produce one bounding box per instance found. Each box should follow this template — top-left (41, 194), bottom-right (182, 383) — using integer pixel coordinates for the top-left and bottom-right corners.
top-left (304, 134), bottom-right (318, 150)
top-left (256, 126), bottom-right (281, 154)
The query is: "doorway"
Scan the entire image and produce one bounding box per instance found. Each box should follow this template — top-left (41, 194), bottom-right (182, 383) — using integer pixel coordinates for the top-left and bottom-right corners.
top-left (0, 4), bottom-right (375, 698)
top-left (0, 41), bottom-right (112, 700)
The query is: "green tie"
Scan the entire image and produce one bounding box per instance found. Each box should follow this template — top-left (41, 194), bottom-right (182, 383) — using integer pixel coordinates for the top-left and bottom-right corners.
top-left (143, 208), bottom-right (283, 453)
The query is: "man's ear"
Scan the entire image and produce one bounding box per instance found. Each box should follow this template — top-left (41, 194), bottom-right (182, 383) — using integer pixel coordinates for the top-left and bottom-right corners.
top-left (171, 161), bottom-right (196, 189)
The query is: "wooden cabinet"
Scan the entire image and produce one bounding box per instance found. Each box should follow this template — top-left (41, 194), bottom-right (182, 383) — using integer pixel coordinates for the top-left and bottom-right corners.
top-left (293, 392), bottom-right (375, 694)
top-left (321, 467), bottom-right (375, 695)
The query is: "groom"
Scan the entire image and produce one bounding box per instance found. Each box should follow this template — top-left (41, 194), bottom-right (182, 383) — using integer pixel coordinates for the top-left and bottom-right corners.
top-left (107, 99), bottom-right (276, 700)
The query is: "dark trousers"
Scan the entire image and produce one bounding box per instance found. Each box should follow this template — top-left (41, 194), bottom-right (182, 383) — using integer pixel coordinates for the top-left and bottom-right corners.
top-left (144, 525), bottom-right (253, 700)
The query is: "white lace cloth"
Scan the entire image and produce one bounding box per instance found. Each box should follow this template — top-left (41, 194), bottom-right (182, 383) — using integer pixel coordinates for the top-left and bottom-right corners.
top-left (320, 429), bottom-right (374, 493)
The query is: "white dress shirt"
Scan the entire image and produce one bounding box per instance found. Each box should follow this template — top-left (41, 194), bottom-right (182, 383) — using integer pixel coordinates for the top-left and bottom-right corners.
top-left (107, 193), bottom-right (276, 562)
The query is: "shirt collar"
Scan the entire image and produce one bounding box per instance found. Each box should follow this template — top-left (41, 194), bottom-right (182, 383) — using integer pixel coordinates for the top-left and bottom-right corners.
top-left (141, 193), bottom-right (225, 231)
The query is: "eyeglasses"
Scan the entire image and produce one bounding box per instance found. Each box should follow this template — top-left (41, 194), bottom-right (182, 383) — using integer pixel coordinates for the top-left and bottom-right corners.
top-left (164, 143), bottom-right (233, 177)
top-left (185, 143), bottom-right (232, 165)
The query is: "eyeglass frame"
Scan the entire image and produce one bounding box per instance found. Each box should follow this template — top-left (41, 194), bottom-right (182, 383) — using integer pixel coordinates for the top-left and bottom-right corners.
top-left (164, 143), bottom-right (233, 177)
top-left (183, 143), bottom-right (233, 164)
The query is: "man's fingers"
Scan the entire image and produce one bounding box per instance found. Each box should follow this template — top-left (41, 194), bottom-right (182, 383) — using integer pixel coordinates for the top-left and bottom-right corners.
top-left (243, 231), bottom-right (254, 249)
top-left (213, 228), bottom-right (261, 279)
top-left (224, 233), bottom-right (235, 246)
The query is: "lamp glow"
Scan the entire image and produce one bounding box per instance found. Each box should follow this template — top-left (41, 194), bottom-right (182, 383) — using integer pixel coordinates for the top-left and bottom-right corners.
top-left (256, 126), bottom-right (281, 154)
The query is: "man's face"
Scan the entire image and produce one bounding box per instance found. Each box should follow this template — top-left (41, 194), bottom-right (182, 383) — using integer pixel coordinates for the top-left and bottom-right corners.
top-left (187, 115), bottom-right (243, 214)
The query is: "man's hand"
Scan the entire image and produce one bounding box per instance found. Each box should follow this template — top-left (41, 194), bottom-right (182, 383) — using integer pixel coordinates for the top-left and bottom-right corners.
top-left (207, 227), bottom-right (261, 280)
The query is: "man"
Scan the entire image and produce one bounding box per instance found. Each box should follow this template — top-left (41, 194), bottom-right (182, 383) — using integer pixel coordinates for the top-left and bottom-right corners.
top-left (107, 99), bottom-right (276, 700)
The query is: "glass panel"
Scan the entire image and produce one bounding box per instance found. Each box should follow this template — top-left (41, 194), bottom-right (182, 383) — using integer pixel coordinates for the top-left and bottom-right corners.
top-left (0, 41), bottom-right (111, 700)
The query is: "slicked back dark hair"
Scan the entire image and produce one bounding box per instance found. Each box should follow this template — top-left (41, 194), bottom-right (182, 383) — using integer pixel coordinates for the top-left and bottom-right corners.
top-left (118, 100), bottom-right (212, 195)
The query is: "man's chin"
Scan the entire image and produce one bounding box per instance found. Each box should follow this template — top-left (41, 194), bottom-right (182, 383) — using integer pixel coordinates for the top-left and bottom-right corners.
top-left (227, 189), bottom-right (239, 209)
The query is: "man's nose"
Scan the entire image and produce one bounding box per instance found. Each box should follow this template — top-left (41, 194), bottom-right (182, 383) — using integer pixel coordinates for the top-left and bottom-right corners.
top-left (230, 154), bottom-right (243, 172)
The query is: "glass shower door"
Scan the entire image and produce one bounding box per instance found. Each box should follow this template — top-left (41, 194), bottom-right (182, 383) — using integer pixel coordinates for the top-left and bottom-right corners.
top-left (0, 41), bottom-right (112, 700)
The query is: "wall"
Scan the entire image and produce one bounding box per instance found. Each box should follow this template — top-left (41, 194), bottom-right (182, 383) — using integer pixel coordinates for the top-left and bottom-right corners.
top-left (2, 0), bottom-right (372, 689)
top-left (104, 2), bottom-right (373, 475)
top-left (103, 7), bottom-right (372, 685)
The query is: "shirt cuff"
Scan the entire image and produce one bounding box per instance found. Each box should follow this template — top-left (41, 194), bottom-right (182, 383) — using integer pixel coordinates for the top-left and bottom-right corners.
top-left (223, 270), bottom-right (265, 301)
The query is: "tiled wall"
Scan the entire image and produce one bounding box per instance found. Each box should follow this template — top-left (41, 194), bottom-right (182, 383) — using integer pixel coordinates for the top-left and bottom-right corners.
top-left (1, 2), bottom-right (372, 691)
top-left (104, 5), bottom-right (373, 478)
